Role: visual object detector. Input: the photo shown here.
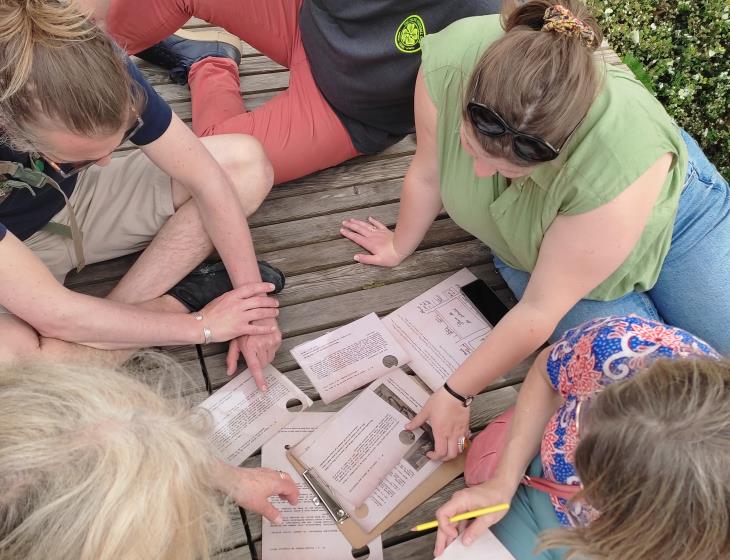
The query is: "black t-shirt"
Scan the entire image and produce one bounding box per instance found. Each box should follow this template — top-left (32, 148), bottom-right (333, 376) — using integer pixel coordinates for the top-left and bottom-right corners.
top-left (299, 0), bottom-right (501, 154)
top-left (0, 60), bottom-right (172, 241)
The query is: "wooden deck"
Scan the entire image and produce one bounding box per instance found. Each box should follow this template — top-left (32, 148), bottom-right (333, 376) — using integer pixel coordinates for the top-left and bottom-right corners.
top-left (65, 19), bottom-right (625, 560)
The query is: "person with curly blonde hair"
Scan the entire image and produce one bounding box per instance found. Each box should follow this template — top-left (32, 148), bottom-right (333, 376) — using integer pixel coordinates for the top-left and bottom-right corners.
top-left (0, 357), bottom-right (299, 560)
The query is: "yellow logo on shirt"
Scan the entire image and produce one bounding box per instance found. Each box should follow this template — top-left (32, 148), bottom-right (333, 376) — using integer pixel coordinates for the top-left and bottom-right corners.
top-left (395, 15), bottom-right (426, 54)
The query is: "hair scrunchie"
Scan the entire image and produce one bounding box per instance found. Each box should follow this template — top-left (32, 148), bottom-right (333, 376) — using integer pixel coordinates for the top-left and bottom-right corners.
top-left (542, 4), bottom-right (598, 49)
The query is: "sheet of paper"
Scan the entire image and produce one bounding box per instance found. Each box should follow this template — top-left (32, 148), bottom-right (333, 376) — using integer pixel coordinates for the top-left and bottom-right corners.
top-left (352, 451), bottom-right (441, 533)
top-left (436, 530), bottom-right (516, 560)
top-left (383, 268), bottom-right (492, 391)
top-left (290, 312), bottom-right (410, 403)
top-left (199, 365), bottom-right (313, 465)
top-left (291, 370), bottom-right (430, 511)
top-left (262, 413), bottom-right (383, 560)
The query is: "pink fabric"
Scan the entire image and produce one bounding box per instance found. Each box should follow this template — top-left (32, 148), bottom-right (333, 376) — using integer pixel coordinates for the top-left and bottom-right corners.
top-left (107, 0), bottom-right (359, 184)
top-left (464, 406), bottom-right (515, 486)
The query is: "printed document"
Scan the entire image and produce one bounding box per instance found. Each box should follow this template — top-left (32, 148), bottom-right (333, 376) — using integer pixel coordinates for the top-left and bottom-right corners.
top-left (199, 365), bottom-right (312, 465)
top-left (262, 413), bottom-right (383, 560)
top-left (383, 268), bottom-right (492, 390)
top-left (436, 531), bottom-right (516, 560)
top-left (290, 312), bottom-right (410, 403)
top-left (290, 369), bottom-right (431, 512)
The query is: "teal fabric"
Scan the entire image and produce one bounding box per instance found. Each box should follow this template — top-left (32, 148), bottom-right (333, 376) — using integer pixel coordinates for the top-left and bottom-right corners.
top-left (491, 456), bottom-right (566, 560)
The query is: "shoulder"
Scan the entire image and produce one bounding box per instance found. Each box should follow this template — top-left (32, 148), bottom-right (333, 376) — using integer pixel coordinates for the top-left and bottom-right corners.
top-left (420, 15), bottom-right (503, 105)
top-left (550, 65), bottom-right (686, 212)
top-left (546, 315), bottom-right (718, 396)
top-left (125, 59), bottom-right (173, 146)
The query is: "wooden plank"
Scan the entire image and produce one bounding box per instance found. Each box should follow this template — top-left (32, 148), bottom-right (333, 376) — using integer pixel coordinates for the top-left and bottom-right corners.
top-left (269, 157), bottom-right (412, 200)
top-left (275, 240), bottom-right (492, 306)
top-left (256, 218), bottom-right (476, 276)
top-left (249, 178), bottom-right (401, 227)
top-left (63, 217), bottom-right (472, 291)
top-left (383, 533), bottom-right (437, 560)
top-left (251, 202), bottom-right (401, 254)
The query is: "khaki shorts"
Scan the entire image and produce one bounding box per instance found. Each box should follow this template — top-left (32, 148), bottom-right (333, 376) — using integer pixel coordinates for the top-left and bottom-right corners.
top-left (26, 149), bottom-right (174, 283)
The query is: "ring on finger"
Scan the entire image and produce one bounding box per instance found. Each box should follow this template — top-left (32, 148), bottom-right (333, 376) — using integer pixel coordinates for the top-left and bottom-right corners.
top-left (457, 436), bottom-right (466, 454)
top-left (277, 470), bottom-right (288, 480)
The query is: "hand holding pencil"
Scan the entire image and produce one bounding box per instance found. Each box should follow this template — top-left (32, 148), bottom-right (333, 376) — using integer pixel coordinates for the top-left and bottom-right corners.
top-left (432, 482), bottom-right (517, 557)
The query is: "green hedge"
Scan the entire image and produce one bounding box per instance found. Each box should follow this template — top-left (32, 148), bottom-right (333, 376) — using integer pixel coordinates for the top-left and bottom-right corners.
top-left (587, 0), bottom-right (729, 177)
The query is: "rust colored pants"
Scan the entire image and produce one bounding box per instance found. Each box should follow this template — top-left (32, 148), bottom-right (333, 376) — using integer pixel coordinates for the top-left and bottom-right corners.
top-left (107, 0), bottom-right (359, 184)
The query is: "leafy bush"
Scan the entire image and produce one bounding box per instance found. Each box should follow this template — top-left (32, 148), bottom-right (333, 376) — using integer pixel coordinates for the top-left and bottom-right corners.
top-left (587, 0), bottom-right (729, 177)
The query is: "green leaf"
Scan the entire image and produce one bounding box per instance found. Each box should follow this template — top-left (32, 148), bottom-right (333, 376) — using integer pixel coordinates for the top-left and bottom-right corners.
top-left (622, 53), bottom-right (656, 93)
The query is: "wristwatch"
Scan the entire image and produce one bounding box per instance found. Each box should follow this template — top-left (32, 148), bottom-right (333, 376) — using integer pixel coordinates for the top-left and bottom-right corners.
top-left (443, 381), bottom-right (474, 408)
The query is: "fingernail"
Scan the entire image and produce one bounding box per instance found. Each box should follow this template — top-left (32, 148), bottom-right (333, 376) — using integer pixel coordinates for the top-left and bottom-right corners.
top-left (261, 384), bottom-right (268, 391)
top-left (463, 537), bottom-right (472, 546)
top-left (274, 516), bottom-right (283, 526)
top-left (270, 326), bottom-right (278, 332)
top-left (353, 255), bottom-right (360, 261)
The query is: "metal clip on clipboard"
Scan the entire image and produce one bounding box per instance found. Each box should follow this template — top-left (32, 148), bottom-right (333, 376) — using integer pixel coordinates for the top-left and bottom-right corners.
top-left (302, 468), bottom-right (350, 525)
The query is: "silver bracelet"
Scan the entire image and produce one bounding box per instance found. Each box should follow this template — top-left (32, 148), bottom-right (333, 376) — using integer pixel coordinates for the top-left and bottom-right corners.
top-left (193, 313), bottom-right (212, 345)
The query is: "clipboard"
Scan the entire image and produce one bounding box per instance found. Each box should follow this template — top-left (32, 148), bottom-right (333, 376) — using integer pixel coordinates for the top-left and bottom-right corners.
top-left (287, 450), bottom-right (465, 548)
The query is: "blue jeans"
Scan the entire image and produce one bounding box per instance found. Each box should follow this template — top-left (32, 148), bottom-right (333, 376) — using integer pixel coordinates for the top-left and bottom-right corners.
top-left (494, 130), bottom-right (730, 354)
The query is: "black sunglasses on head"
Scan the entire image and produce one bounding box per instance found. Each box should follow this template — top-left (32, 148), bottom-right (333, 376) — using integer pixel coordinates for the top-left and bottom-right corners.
top-left (467, 101), bottom-right (566, 163)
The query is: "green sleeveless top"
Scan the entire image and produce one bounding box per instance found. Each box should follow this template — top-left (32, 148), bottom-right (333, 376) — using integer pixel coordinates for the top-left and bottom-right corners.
top-left (420, 15), bottom-right (687, 301)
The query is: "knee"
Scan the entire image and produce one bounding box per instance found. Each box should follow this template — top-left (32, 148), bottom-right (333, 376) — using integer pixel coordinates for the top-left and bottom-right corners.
top-left (217, 135), bottom-right (274, 215)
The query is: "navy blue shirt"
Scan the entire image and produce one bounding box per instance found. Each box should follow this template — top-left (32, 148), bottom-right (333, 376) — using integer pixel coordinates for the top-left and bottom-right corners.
top-left (0, 60), bottom-right (172, 241)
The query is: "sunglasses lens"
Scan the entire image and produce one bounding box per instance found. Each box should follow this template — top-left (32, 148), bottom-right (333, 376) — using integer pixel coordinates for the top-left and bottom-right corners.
top-left (468, 105), bottom-right (506, 136)
top-left (514, 136), bottom-right (559, 163)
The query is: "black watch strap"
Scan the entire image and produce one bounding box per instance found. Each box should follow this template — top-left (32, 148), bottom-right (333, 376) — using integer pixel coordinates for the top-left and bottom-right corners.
top-left (443, 381), bottom-right (474, 408)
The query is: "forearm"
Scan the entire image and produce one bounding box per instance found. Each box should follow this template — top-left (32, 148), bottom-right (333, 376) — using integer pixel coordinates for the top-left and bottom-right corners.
top-left (193, 174), bottom-right (261, 286)
top-left (392, 167), bottom-right (443, 258)
top-left (34, 291), bottom-right (203, 347)
top-left (492, 351), bottom-right (561, 489)
top-left (448, 300), bottom-right (558, 396)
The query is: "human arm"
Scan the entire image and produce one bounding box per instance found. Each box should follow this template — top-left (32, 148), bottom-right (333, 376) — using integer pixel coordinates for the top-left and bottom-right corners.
top-left (340, 68), bottom-right (443, 266)
top-left (433, 349), bottom-right (562, 555)
top-left (407, 153), bottom-right (673, 460)
top-left (141, 115), bottom-right (280, 381)
top-left (212, 461), bottom-right (299, 525)
top-left (0, 233), bottom-right (278, 348)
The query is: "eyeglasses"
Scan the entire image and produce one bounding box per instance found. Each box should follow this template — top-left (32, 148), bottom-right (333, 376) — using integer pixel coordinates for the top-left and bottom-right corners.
top-left (467, 101), bottom-right (570, 163)
top-left (40, 113), bottom-right (144, 179)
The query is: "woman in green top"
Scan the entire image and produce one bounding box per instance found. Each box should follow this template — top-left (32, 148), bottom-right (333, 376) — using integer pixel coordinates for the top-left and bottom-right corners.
top-left (341, 0), bottom-right (730, 460)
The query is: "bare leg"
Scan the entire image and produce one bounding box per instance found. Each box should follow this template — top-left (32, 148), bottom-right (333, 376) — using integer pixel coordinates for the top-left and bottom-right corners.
top-left (107, 134), bottom-right (272, 305)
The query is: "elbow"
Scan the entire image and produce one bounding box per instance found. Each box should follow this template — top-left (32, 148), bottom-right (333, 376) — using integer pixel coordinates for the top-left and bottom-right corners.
top-left (32, 299), bottom-right (84, 342)
top-left (35, 316), bottom-right (72, 341)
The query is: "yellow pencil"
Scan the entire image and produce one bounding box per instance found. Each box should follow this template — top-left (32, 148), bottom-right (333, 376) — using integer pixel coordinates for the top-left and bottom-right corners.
top-left (409, 503), bottom-right (510, 532)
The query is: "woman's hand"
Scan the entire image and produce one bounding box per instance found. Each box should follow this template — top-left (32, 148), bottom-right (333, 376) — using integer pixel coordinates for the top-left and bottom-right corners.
top-left (214, 463), bottom-right (300, 525)
top-left (407, 388), bottom-right (470, 461)
top-left (433, 480), bottom-right (517, 556)
top-left (199, 283), bottom-right (280, 343)
top-left (340, 217), bottom-right (407, 267)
